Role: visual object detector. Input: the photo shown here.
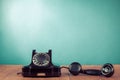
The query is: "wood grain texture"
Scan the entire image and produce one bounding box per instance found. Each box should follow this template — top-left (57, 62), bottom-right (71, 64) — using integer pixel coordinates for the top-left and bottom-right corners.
top-left (0, 65), bottom-right (119, 80)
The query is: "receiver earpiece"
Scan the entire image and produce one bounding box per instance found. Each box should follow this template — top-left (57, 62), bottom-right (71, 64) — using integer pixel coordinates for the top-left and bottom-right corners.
top-left (101, 63), bottom-right (114, 77)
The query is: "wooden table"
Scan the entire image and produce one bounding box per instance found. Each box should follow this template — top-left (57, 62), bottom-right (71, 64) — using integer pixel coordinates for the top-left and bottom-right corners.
top-left (0, 65), bottom-right (120, 80)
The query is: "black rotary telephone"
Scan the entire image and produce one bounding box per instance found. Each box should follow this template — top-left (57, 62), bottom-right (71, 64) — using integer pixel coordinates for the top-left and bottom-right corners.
top-left (22, 49), bottom-right (61, 77)
top-left (21, 49), bottom-right (114, 77)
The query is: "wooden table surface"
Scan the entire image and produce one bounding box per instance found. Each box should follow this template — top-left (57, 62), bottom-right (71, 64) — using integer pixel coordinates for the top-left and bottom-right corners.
top-left (0, 65), bottom-right (120, 80)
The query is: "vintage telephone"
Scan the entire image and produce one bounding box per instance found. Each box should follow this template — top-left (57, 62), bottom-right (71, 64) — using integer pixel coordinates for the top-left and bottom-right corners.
top-left (22, 49), bottom-right (114, 77)
top-left (22, 50), bottom-right (61, 77)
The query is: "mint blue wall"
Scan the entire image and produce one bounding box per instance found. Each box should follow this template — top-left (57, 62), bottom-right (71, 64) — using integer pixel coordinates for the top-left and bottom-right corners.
top-left (0, 0), bottom-right (120, 65)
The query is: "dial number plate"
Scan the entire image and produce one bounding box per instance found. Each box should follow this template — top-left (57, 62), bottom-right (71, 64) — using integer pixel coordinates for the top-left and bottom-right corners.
top-left (32, 53), bottom-right (50, 66)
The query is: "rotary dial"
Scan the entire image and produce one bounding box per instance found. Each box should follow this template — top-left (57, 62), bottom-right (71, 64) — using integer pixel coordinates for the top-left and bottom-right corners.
top-left (32, 53), bottom-right (50, 66)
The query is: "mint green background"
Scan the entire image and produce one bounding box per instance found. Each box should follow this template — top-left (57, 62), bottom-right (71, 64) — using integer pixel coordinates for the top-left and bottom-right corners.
top-left (0, 0), bottom-right (120, 65)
